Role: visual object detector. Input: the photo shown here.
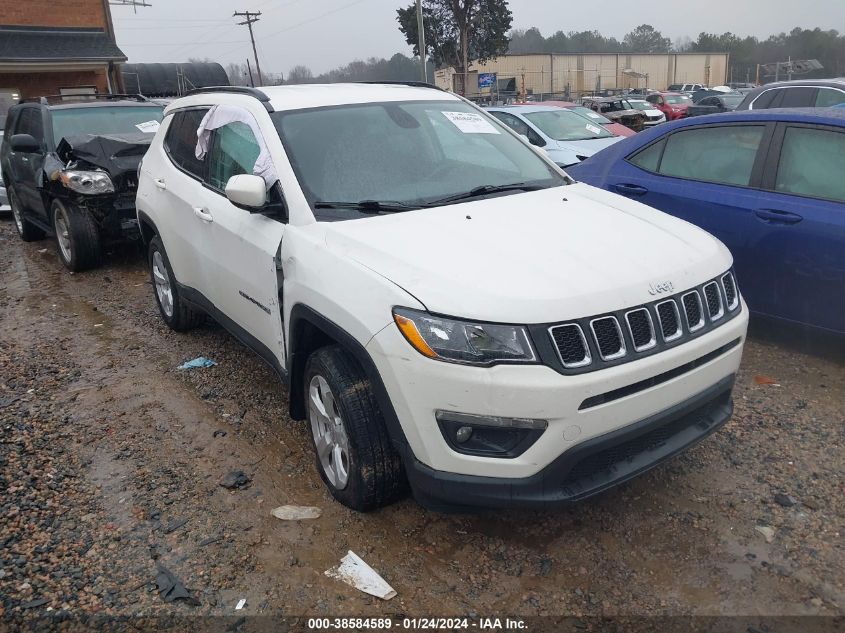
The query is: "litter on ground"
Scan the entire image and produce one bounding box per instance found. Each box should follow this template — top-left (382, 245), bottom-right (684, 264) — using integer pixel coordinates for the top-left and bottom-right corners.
top-left (271, 505), bottom-right (322, 521)
top-left (178, 357), bottom-right (217, 370)
top-left (325, 550), bottom-right (396, 600)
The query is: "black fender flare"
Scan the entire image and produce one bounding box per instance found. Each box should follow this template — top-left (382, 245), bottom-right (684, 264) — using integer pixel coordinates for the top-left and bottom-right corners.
top-left (287, 303), bottom-right (410, 454)
top-left (137, 210), bottom-right (160, 246)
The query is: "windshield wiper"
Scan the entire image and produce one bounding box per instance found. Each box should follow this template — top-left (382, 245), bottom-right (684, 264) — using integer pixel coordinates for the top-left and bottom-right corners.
top-left (313, 200), bottom-right (417, 214)
top-left (427, 182), bottom-right (546, 206)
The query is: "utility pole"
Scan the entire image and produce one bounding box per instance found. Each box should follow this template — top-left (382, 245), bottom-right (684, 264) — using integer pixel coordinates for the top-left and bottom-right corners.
top-left (234, 10), bottom-right (264, 86)
top-left (415, 0), bottom-right (426, 83)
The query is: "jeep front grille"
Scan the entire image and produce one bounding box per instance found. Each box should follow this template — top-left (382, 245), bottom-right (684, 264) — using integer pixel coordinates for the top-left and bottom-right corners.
top-left (544, 270), bottom-right (741, 375)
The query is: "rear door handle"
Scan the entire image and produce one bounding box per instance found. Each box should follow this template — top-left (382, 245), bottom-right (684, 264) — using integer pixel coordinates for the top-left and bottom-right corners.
top-left (193, 207), bottom-right (213, 223)
top-left (754, 209), bottom-right (803, 225)
top-left (612, 183), bottom-right (649, 197)
top-left (154, 178), bottom-right (166, 190)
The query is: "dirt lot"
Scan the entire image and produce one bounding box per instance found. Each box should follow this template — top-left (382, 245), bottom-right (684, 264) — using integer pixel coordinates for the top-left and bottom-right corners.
top-left (1, 218), bottom-right (844, 626)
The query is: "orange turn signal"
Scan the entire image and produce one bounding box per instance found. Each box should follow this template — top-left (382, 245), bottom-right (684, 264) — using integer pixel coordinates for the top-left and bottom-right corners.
top-left (393, 313), bottom-right (437, 358)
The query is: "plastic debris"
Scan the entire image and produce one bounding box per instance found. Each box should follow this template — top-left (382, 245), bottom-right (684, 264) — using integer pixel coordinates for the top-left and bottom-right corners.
top-left (178, 357), bottom-right (217, 370)
top-left (220, 470), bottom-right (252, 490)
top-left (755, 525), bottom-right (776, 543)
top-left (325, 550), bottom-right (397, 600)
top-left (754, 375), bottom-right (781, 386)
top-left (155, 564), bottom-right (200, 606)
top-left (271, 505), bottom-right (322, 521)
top-left (213, 430), bottom-right (227, 438)
top-left (236, 598), bottom-right (247, 610)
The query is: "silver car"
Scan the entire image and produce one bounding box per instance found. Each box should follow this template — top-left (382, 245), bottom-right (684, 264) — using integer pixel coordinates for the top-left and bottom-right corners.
top-left (0, 130), bottom-right (7, 209)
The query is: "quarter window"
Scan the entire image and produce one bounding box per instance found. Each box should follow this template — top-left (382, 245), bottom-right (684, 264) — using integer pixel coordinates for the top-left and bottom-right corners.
top-left (815, 88), bottom-right (845, 107)
top-left (164, 109), bottom-right (209, 179)
top-left (775, 126), bottom-right (845, 203)
top-left (629, 139), bottom-right (665, 172)
top-left (207, 121), bottom-right (261, 190)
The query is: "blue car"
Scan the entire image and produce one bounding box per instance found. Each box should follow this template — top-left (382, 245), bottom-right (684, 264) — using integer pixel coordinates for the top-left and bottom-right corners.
top-left (568, 108), bottom-right (845, 336)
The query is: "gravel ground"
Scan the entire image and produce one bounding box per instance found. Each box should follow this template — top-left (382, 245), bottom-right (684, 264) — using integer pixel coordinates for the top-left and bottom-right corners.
top-left (1, 218), bottom-right (843, 627)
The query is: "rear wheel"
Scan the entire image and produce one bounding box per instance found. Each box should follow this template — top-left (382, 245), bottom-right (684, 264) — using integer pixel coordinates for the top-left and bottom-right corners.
top-left (148, 235), bottom-right (204, 331)
top-left (305, 345), bottom-right (407, 511)
top-left (9, 187), bottom-right (45, 242)
top-left (51, 199), bottom-right (101, 271)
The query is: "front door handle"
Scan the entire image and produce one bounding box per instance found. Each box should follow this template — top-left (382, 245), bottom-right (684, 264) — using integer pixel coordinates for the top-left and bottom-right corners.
top-left (154, 178), bottom-right (166, 190)
top-left (755, 209), bottom-right (803, 225)
top-left (193, 207), bottom-right (214, 223)
top-left (613, 183), bottom-right (649, 197)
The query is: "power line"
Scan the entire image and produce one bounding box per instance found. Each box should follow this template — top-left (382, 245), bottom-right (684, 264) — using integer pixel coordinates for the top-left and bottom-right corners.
top-left (234, 10), bottom-right (264, 86)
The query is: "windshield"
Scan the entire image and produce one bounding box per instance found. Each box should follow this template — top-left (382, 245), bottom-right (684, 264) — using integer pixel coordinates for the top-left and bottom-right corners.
top-left (665, 95), bottom-right (691, 105)
top-left (523, 109), bottom-right (614, 141)
top-left (570, 105), bottom-right (612, 125)
top-left (51, 105), bottom-right (164, 145)
top-left (720, 95), bottom-right (744, 106)
top-left (628, 100), bottom-right (655, 111)
top-left (272, 100), bottom-right (567, 216)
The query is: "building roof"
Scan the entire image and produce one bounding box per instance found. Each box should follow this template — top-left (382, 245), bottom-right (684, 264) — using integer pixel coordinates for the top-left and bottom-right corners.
top-left (0, 25), bottom-right (127, 63)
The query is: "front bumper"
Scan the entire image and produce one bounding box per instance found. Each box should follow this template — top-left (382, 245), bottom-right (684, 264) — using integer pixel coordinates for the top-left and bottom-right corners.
top-left (405, 374), bottom-right (735, 509)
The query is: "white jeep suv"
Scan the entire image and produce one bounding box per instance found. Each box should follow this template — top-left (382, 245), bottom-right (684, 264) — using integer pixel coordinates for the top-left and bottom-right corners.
top-left (136, 83), bottom-right (748, 511)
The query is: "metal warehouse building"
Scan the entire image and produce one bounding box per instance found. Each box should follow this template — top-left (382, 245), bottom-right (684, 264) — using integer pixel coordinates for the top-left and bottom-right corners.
top-left (435, 52), bottom-right (729, 98)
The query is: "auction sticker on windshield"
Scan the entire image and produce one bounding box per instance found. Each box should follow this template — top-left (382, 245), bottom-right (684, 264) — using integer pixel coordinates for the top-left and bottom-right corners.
top-left (135, 120), bottom-right (161, 133)
top-left (586, 123), bottom-right (603, 135)
top-left (441, 111), bottom-right (500, 134)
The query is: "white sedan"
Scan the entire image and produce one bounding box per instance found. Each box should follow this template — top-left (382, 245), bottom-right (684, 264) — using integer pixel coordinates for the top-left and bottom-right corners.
top-left (486, 105), bottom-right (623, 168)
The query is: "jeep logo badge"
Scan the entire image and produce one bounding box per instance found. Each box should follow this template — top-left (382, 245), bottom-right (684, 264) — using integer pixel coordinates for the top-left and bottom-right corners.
top-left (648, 281), bottom-right (674, 296)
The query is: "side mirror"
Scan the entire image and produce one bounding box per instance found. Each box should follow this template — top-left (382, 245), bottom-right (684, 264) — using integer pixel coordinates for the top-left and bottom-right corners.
top-left (225, 174), bottom-right (266, 209)
top-left (10, 134), bottom-right (40, 153)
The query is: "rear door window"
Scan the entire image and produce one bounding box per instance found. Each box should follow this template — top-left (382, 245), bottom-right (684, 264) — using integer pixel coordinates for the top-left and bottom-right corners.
top-left (778, 87), bottom-right (818, 108)
top-left (774, 126), bottom-right (845, 203)
top-left (164, 109), bottom-right (209, 179)
top-left (648, 125), bottom-right (765, 186)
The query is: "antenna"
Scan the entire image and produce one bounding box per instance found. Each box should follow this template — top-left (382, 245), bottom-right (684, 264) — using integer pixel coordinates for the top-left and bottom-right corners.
top-left (109, 0), bottom-right (152, 12)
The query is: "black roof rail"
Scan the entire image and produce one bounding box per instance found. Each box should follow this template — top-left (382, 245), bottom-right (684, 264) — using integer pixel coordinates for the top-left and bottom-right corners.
top-left (18, 93), bottom-right (152, 105)
top-left (185, 86), bottom-right (274, 112)
top-left (357, 80), bottom-right (444, 91)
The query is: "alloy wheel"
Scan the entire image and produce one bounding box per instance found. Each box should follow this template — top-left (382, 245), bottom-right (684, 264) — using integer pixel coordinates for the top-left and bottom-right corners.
top-left (10, 189), bottom-right (24, 235)
top-left (308, 374), bottom-right (350, 490)
top-left (54, 205), bottom-right (72, 263)
top-left (151, 250), bottom-right (174, 318)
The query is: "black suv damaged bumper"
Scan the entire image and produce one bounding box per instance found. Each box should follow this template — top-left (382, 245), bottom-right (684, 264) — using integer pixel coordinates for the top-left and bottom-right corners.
top-left (404, 374), bottom-right (735, 510)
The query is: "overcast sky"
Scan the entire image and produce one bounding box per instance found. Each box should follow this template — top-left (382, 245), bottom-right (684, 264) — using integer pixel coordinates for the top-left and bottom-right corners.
top-left (111, 0), bottom-right (845, 76)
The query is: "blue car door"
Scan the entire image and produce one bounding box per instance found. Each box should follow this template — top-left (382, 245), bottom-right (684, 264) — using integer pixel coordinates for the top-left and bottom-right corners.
top-left (599, 122), bottom-right (776, 316)
top-left (750, 122), bottom-right (845, 334)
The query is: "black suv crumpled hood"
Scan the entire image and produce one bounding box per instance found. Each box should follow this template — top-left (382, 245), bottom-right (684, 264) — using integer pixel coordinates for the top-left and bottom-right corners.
top-left (56, 133), bottom-right (151, 180)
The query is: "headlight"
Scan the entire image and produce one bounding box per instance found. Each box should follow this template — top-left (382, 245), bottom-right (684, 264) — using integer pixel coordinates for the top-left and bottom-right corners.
top-left (57, 170), bottom-right (114, 195)
top-left (392, 307), bottom-right (537, 366)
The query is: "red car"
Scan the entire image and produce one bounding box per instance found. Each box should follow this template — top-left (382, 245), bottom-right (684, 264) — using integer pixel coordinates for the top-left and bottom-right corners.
top-left (526, 101), bottom-right (635, 137)
top-left (645, 92), bottom-right (692, 120)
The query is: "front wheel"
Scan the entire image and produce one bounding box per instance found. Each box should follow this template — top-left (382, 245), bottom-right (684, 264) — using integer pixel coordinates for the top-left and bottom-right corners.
top-left (51, 199), bottom-right (101, 271)
top-left (305, 345), bottom-right (407, 511)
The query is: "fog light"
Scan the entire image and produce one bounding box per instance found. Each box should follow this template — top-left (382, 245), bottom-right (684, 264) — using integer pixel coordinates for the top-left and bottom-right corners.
top-left (436, 410), bottom-right (548, 458)
top-left (455, 426), bottom-right (473, 444)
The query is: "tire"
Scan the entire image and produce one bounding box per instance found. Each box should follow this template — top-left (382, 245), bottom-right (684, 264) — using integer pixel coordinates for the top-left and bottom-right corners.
top-left (304, 345), bottom-right (407, 511)
top-left (51, 199), bottom-right (101, 271)
top-left (8, 186), bottom-right (45, 242)
top-left (148, 235), bottom-right (204, 331)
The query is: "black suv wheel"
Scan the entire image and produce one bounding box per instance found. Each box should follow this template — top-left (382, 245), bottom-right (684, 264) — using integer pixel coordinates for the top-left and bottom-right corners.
top-left (304, 345), bottom-right (407, 511)
top-left (9, 187), bottom-right (45, 242)
top-left (51, 199), bottom-right (101, 271)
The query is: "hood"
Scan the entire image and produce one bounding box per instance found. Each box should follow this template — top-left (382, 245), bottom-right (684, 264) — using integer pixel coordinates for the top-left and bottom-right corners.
top-left (324, 184), bottom-right (733, 324)
top-left (544, 136), bottom-right (622, 165)
top-left (56, 133), bottom-right (152, 177)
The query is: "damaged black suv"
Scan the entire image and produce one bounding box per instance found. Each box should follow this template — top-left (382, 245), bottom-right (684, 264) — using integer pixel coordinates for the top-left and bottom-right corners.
top-left (0, 95), bottom-right (163, 271)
